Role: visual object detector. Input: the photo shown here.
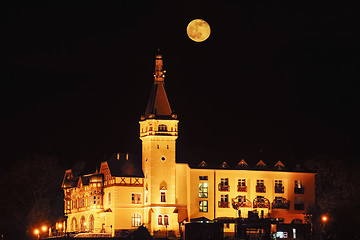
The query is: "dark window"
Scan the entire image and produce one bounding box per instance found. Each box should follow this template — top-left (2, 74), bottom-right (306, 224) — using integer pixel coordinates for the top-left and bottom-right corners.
top-left (199, 176), bottom-right (208, 180)
top-left (158, 125), bottom-right (167, 131)
top-left (161, 192), bottom-right (166, 202)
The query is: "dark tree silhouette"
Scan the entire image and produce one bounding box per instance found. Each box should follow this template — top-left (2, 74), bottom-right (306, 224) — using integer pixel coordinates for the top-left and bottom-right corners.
top-left (305, 155), bottom-right (360, 239)
top-left (0, 154), bottom-right (64, 240)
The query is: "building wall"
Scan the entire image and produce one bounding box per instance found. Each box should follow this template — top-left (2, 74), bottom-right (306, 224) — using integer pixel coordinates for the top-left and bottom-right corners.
top-left (187, 168), bottom-right (315, 225)
top-left (139, 119), bottom-right (179, 235)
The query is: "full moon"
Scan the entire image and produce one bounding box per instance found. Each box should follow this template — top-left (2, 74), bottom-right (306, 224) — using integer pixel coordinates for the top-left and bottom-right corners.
top-left (187, 19), bottom-right (211, 42)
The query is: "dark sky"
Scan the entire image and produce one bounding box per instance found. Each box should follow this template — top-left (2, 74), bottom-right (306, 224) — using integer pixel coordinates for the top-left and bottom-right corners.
top-left (1, 2), bottom-right (359, 171)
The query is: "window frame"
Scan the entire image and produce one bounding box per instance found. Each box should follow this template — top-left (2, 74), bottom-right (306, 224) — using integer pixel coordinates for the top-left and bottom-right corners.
top-left (199, 182), bottom-right (208, 198)
top-left (199, 200), bottom-right (208, 212)
top-left (160, 191), bottom-right (166, 203)
top-left (131, 213), bottom-right (142, 227)
top-left (158, 214), bottom-right (163, 225)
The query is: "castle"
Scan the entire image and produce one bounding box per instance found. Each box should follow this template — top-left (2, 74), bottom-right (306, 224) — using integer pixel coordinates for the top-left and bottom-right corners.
top-left (61, 53), bottom-right (315, 237)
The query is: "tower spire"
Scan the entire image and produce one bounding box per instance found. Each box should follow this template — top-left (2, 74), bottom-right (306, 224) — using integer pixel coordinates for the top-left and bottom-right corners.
top-left (154, 51), bottom-right (165, 83)
top-left (142, 52), bottom-right (176, 120)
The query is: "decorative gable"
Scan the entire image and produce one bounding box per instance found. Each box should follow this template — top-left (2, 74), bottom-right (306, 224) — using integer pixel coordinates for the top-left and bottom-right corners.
top-left (255, 160), bottom-right (267, 169)
top-left (219, 161), bottom-right (229, 169)
top-left (274, 161), bottom-right (286, 170)
top-left (236, 159), bottom-right (249, 169)
top-left (198, 161), bottom-right (208, 168)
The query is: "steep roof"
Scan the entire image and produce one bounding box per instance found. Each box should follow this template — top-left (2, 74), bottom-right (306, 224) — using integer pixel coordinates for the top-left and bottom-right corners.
top-left (142, 53), bottom-right (176, 120)
top-left (106, 153), bottom-right (144, 178)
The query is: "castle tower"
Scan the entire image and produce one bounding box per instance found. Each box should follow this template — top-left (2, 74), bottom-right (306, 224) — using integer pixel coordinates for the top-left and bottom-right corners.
top-left (139, 53), bottom-right (179, 234)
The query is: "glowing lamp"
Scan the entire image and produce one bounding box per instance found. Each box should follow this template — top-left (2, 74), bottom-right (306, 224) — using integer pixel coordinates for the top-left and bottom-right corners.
top-left (34, 229), bottom-right (39, 235)
top-left (58, 223), bottom-right (62, 228)
top-left (322, 215), bottom-right (328, 222)
top-left (42, 225), bottom-right (47, 232)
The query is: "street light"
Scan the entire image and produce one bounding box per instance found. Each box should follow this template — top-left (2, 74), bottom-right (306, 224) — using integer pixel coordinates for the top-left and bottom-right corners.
top-left (42, 225), bottom-right (47, 232)
top-left (321, 215), bottom-right (328, 223)
top-left (33, 229), bottom-right (39, 239)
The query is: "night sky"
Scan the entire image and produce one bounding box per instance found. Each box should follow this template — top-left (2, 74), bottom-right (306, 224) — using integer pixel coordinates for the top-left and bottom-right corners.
top-left (1, 2), bottom-right (359, 172)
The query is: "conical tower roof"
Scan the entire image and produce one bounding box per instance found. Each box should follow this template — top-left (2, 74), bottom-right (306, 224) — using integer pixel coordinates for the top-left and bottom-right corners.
top-left (142, 53), bottom-right (176, 120)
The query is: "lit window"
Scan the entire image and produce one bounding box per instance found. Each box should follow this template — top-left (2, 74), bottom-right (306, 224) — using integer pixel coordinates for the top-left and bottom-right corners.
top-left (158, 215), bottom-right (163, 225)
top-left (71, 217), bottom-right (78, 232)
top-left (161, 192), bottom-right (166, 203)
top-left (132, 193), bottom-right (141, 204)
top-left (295, 180), bottom-right (303, 188)
top-left (164, 215), bottom-right (169, 226)
top-left (88, 214), bottom-right (94, 231)
top-left (199, 200), bottom-right (208, 212)
top-left (131, 213), bottom-right (142, 227)
top-left (199, 183), bottom-right (208, 198)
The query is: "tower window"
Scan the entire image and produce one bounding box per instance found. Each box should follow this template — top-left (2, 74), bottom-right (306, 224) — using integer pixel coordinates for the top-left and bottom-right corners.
top-left (158, 124), bottom-right (167, 131)
top-left (161, 191), bottom-right (166, 203)
top-left (161, 157), bottom-right (166, 161)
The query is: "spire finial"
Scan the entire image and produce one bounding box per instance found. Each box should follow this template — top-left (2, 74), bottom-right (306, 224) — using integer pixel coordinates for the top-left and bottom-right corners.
top-left (154, 52), bottom-right (165, 83)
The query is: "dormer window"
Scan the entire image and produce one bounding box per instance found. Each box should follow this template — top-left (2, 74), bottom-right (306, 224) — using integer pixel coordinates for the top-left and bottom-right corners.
top-left (158, 124), bottom-right (167, 131)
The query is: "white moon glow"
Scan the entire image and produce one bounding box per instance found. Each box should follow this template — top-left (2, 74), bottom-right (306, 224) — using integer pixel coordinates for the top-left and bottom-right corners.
top-left (187, 19), bottom-right (211, 42)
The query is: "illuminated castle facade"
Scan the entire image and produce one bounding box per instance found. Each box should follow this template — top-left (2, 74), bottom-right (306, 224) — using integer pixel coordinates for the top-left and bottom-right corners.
top-left (62, 54), bottom-right (315, 237)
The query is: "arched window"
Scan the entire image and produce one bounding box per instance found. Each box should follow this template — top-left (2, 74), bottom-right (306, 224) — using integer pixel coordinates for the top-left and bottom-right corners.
top-left (108, 192), bottom-right (111, 205)
top-left (71, 217), bottom-right (78, 232)
top-left (158, 124), bottom-right (167, 131)
top-left (164, 215), bottom-right (169, 226)
top-left (131, 213), bottom-right (142, 227)
top-left (158, 215), bottom-right (163, 225)
top-left (88, 214), bottom-right (94, 232)
top-left (80, 215), bottom-right (86, 232)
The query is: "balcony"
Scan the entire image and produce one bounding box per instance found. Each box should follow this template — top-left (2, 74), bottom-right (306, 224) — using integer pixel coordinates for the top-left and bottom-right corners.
top-left (294, 187), bottom-right (305, 194)
top-left (275, 185), bottom-right (284, 193)
top-left (256, 185), bottom-right (266, 193)
top-left (294, 203), bottom-right (305, 210)
top-left (253, 198), bottom-right (270, 209)
top-left (218, 201), bottom-right (230, 208)
top-left (237, 185), bottom-right (247, 192)
top-left (231, 198), bottom-right (252, 209)
top-left (218, 184), bottom-right (230, 191)
top-left (272, 198), bottom-right (290, 210)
